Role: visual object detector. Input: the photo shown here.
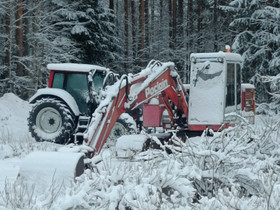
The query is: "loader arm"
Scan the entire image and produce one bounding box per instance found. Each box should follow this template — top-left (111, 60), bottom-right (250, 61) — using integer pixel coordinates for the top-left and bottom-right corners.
top-left (84, 61), bottom-right (189, 155)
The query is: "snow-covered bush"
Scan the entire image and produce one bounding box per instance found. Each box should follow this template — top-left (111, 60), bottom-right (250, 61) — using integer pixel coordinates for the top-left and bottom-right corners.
top-left (256, 74), bottom-right (280, 115)
top-left (1, 93), bottom-right (280, 209)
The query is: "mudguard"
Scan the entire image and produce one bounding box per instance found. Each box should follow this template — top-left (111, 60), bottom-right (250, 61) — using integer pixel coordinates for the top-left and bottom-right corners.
top-left (29, 88), bottom-right (80, 116)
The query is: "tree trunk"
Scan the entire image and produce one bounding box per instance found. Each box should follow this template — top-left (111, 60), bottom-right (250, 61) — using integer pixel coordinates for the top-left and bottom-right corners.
top-left (109, 0), bottom-right (114, 25)
top-left (5, 1), bottom-right (12, 92)
top-left (109, 0), bottom-right (114, 11)
top-left (213, 0), bottom-right (218, 51)
top-left (144, 0), bottom-right (149, 59)
top-left (197, 0), bottom-right (202, 52)
top-left (178, 0), bottom-right (186, 82)
top-left (131, 0), bottom-right (137, 65)
top-left (160, 0), bottom-right (163, 53)
top-left (124, 0), bottom-right (129, 70)
top-left (16, 0), bottom-right (24, 76)
top-left (268, 0), bottom-right (272, 5)
top-left (168, 0), bottom-right (173, 49)
top-left (186, 0), bottom-right (193, 82)
top-left (178, 0), bottom-right (183, 41)
top-left (172, 0), bottom-right (177, 48)
top-left (34, 0), bottom-right (42, 91)
top-left (157, 0), bottom-right (164, 55)
top-left (150, 0), bottom-right (155, 53)
top-left (139, 0), bottom-right (145, 64)
top-left (187, 0), bottom-right (193, 37)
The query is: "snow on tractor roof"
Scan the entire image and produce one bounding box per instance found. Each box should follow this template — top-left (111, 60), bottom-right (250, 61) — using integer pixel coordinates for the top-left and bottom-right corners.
top-left (191, 51), bottom-right (243, 63)
top-left (47, 63), bottom-right (109, 72)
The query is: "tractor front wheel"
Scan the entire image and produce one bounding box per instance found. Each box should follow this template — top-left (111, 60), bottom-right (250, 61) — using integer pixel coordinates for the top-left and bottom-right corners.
top-left (109, 119), bottom-right (131, 140)
top-left (28, 98), bottom-right (76, 144)
top-left (109, 113), bottom-right (137, 141)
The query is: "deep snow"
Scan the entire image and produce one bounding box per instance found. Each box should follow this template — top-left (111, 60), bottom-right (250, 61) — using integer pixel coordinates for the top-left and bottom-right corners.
top-left (1, 93), bottom-right (280, 209)
top-left (0, 93), bottom-right (31, 191)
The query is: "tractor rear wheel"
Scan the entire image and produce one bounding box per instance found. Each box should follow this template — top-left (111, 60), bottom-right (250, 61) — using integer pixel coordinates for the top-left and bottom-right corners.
top-left (28, 98), bottom-right (76, 144)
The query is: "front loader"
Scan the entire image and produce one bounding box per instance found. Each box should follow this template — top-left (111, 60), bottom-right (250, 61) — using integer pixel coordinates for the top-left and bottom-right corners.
top-left (21, 50), bottom-right (255, 187)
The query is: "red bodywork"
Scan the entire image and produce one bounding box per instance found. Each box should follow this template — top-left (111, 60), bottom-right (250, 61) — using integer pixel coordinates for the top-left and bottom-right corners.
top-left (242, 88), bottom-right (255, 112)
top-left (85, 65), bottom-right (189, 155)
top-left (48, 70), bottom-right (55, 88)
top-left (241, 86), bottom-right (255, 124)
top-left (84, 62), bottom-right (256, 155)
top-left (47, 61), bottom-right (255, 156)
top-left (143, 104), bottom-right (164, 127)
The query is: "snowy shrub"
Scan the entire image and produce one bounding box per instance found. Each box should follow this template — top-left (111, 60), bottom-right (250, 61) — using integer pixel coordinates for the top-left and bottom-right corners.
top-left (0, 179), bottom-right (37, 209)
top-left (255, 74), bottom-right (280, 115)
top-left (70, 150), bottom-right (196, 210)
top-left (2, 96), bottom-right (280, 210)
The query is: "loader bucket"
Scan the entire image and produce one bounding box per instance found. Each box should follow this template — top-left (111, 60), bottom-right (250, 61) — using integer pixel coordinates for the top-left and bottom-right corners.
top-left (18, 151), bottom-right (84, 192)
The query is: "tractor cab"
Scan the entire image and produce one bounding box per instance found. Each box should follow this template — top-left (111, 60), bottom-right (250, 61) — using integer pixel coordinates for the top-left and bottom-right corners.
top-left (188, 51), bottom-right (254, 131)
top-left (47, 63), bottom-right (116, 115)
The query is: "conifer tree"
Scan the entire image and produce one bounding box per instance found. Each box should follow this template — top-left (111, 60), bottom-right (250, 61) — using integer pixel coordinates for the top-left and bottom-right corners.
top-left (71, 0), bottom-right (121, 70)
top-left (222, 0), bottom-right (280, 102)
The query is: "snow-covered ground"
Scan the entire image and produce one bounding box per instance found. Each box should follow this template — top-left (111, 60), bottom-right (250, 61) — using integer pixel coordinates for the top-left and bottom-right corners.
top-left (1, 93), bottom-right (280, 209)
top-left (0, 93), bottom-right (31, 192)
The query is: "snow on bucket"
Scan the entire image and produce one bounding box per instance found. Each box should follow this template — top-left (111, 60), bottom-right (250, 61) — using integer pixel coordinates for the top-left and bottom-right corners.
top-left (18, 151), bottom-right (84, 192)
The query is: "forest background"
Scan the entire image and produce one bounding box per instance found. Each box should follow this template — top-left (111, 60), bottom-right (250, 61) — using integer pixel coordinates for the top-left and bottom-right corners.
top-left (0, 0), bottom-right (279, 104)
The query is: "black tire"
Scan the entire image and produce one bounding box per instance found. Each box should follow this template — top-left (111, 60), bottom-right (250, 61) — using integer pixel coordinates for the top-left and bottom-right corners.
top-left (109, 118), bottom-right (136, 140)
top-left (28, 98), bottom-right (76, 144)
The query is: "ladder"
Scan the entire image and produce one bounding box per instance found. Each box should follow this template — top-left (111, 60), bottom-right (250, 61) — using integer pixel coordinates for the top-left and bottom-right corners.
top-left (74, 116), bottom-right (91, 144)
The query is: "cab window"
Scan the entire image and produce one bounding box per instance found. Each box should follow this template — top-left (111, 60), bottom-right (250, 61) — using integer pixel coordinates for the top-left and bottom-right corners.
top-left (226, 64), bottom-right (235, 107)
top-left (92, 71), bottom-right (105, 92)
top-left (65, 73), bottom-right (89, 114)
top-left (225, 63), bottom-right (241, 112)
top-left (236, 64), bottom-right (241, 107)
top-left (52, 73), bottom-right (64, 89)
top-left (52, 72), bottom-right (89, 114)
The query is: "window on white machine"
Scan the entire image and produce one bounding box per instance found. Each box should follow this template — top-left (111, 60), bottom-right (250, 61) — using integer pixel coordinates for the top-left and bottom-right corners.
top-left (226, 63), bottom-right (241, 113)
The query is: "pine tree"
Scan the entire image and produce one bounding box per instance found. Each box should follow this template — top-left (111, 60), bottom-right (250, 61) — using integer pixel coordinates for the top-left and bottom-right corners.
top-left (222, 0), bottom-right (280, 102)
top-left (0, 0), bottom-right (83, 98)
top-left (26, 0), bottom-right (82, 95)
top-left (71, 0), bottom-right (121, 70)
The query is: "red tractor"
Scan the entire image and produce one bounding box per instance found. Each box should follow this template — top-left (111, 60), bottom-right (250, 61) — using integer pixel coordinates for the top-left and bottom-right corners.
top-left (28, 64), bottom-right (136, 145)
top-left (25, 50), bottom-right (255, 177)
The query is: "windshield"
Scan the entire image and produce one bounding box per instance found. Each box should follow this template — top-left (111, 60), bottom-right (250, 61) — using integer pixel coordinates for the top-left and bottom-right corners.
top-left (92, 70), bottom-right (106, 93)
top-left (188, 61), bottom-right (225, 125)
